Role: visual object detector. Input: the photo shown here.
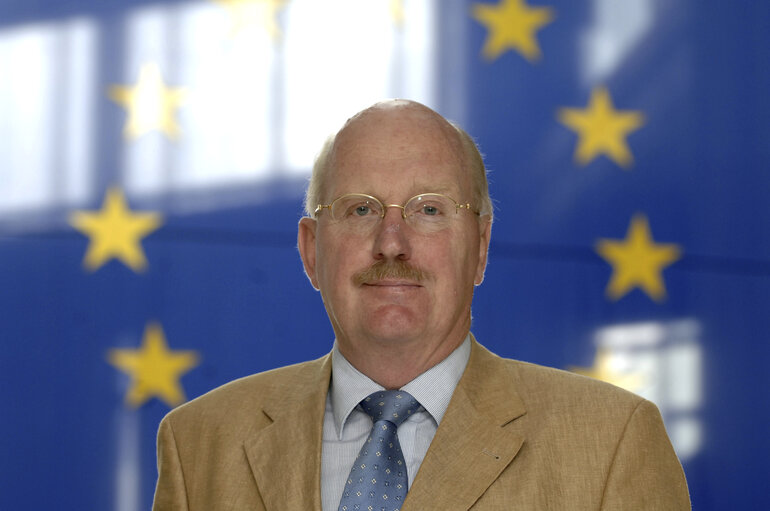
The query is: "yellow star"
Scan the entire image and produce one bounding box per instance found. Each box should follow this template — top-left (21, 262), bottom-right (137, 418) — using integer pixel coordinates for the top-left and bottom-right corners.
top-left (390, 0), bottom-right (405, 27)
top-left (213, 0), bottom-right (287, 40)
top-left (558, 86), bottom-right (645, 168)
top-left (472, 0), bottom-right (555, 61)
top-left (108, 63), bottom-right (187, 140)
top-left (69, 188), bottom-right (162, 273)
top-left (596, 214), bottom-right (682, 301)
top-left (570, 349), bottom-right (645, 392)
top-left (108, 322), bottom-right (199, 408)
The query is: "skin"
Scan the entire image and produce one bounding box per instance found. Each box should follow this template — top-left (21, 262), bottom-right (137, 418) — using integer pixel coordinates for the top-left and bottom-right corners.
top-left (298, 100), bottom-right (492, 389)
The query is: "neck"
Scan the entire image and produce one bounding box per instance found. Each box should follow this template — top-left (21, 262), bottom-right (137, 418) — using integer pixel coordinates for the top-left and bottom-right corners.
top-left (338, 332), bottom-right (467, 389)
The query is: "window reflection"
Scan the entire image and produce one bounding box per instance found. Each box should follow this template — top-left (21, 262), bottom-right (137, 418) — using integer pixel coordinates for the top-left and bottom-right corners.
top-left (591, 319), bottom-right (703, 460)
top-left (0, 18), bottom-right (96, 216)
top-left (120, 0), bottom-right (437, 200)
top-left (581, 0), bottom-right (654, 84)
top-left (0, 0), bottom-right (436, 219)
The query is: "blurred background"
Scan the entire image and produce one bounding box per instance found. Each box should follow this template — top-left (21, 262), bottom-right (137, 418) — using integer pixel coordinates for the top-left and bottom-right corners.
top-left (1, 0), bottom-right (768, 509)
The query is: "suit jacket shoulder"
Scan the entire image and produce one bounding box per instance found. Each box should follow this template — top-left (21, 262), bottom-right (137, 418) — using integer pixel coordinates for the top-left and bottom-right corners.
top-left (403, 341), bottom-right (690, 510)
top-left (153, 355), bottom-right (331, 511)
top-left (164, 354), bottom-right (330, 432)
top-left (506, 355), bottom-right (647, 424)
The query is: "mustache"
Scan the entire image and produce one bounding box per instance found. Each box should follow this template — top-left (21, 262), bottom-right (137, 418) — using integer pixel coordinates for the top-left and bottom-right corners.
top-left (353, 259), bottom-right (430, 285)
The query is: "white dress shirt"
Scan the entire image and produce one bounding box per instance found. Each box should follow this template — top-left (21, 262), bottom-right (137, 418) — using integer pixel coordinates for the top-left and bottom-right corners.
top-left (320, 336), bottom-right (471, 511)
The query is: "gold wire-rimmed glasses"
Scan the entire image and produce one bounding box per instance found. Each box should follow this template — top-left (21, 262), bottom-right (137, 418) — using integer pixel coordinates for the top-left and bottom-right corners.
top-left (314, 193), bottom-right (479, 234)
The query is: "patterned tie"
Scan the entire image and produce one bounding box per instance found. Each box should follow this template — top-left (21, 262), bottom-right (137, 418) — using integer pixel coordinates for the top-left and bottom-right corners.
top-left (338, 390), bottom-right (420, 511)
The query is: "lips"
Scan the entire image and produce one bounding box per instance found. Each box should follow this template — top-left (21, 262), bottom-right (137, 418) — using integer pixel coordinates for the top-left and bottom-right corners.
top-left (363, 280), bottom-right (422, 287)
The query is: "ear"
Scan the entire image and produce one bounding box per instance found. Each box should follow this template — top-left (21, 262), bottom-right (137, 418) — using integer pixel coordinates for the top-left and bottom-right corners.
top-left (297, 217), bottom-right (320, 290)
top-left (474, 216), bottom-right (493, 286)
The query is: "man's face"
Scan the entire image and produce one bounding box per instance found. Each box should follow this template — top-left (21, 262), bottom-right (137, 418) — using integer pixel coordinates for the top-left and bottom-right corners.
top-left (298, 103), bottom-right (491, 365)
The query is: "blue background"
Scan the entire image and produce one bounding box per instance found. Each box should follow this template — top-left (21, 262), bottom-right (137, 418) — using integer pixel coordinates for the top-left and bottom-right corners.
top-left (1, 1), bottom-right (768, 509)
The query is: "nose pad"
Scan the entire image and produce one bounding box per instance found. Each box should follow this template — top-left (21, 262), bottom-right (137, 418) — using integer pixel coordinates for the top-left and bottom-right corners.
top-left (380, 205), bottom-right (407, 228)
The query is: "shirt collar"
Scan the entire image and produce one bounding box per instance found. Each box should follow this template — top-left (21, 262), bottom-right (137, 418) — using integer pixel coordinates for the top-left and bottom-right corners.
top-left (330, 335), bottom-right (471, 440)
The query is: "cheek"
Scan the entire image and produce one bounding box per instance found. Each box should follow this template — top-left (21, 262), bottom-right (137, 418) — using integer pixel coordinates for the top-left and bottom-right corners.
top-left (446, 237), bottom-right (483, 289)
top-left (316, 237), bottom-right (367, 288)
top-left (415, 230), bottom-right (475, 272)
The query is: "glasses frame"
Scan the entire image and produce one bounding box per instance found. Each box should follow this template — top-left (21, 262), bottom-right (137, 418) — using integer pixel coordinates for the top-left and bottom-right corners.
top-left (314, 192), bottom-right (479, 221)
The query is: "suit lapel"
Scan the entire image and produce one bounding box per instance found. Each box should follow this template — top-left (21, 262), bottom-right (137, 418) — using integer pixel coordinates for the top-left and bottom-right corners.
top-left (243, 355), bottom-right (332, 510)
top-left (403, 340), bottom-right (527, 510)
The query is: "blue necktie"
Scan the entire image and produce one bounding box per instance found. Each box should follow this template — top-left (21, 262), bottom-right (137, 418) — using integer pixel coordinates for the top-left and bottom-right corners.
top-left (338, 390), bottom-right (420, 511)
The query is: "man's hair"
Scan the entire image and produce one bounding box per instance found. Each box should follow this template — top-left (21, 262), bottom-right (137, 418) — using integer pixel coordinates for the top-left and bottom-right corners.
top-left (450, 122), bottom-right (494, 220)
top-left (304, 116), bottom-right (493, 221)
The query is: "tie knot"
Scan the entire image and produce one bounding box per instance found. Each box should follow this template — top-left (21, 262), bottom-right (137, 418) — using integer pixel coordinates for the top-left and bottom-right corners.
top-left (360, 390), bottom-right (419, 427)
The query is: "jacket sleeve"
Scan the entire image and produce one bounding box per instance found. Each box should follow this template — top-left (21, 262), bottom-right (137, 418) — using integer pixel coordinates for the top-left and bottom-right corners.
top-left (600, 399), bottom-right (691, 510)
top-left (153, 416), bottom-right (190, 511)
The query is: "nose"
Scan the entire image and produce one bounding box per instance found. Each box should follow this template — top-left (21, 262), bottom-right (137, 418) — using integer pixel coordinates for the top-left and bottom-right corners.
top-left (372, 206), bottom-right (411, 261)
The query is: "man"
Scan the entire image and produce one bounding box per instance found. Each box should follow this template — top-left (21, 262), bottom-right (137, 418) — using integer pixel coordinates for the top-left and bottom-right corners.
top-left (153, 100), bottom-right (690, 510)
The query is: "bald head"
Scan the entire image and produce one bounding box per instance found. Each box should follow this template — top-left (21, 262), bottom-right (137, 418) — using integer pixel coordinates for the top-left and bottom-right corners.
top-left (305, 100), bottom-right (492, 220)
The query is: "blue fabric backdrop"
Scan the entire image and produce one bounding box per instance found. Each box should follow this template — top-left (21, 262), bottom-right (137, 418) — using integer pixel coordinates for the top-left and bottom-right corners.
top-left (1, 1), bottom-right (768, 509)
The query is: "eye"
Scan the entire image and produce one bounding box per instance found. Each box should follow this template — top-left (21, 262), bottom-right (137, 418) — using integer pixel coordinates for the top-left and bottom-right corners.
top-left (337, 198), bottom-right (381, 219)
top-left (421, 204), bottom-right (440, 216)
top-left (353, 205), bottom-right (372, 216)
top-left (413, 200), bottom-right (446, 217)
top-left (331, 195), bottom-right (383, 221)
top-left (403, 194), bottom-right (458, 232)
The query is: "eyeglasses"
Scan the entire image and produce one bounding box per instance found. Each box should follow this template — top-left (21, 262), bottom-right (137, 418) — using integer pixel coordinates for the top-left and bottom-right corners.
top-left (314, 192), bottom-right (479, 234)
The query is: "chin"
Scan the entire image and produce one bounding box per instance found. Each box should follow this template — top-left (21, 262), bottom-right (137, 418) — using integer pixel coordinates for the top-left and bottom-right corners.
top-left (366, 321), bottom-right (423, 342)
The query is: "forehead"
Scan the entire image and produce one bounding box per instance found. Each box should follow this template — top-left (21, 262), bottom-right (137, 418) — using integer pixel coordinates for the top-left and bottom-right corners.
top-left (325, 107), bottom-right (471, 199)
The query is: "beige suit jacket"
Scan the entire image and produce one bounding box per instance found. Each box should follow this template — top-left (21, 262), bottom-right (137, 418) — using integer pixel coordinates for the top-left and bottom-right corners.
top-left (153, 339), bottom-right (690, 510)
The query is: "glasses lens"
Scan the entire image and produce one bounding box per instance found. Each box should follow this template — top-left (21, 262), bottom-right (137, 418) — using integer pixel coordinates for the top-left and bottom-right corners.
top-left (404, 194), bottom-right (456, 232)
top-left (330, 194), bottom-right (383, 222)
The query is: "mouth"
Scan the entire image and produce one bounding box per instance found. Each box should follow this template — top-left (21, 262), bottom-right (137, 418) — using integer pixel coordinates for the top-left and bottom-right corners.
top-left (362, 280), bottom-right (422, 288)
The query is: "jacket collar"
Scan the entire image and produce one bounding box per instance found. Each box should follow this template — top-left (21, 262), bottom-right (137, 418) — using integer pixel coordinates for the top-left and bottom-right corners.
top-left (402, 337), bottom-right (527, 510)
top-left (243, 354), bottom-right (331, 510)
